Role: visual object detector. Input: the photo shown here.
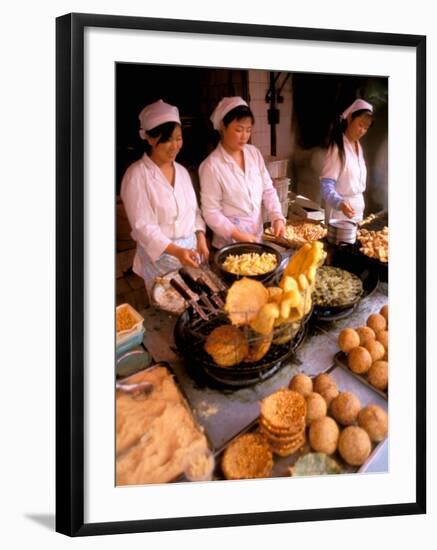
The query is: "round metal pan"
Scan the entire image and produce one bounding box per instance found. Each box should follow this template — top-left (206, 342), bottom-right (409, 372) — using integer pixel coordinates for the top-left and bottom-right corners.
top-left (311, 252), bottom-right (379, 320)
top-left (213, 242), bottom-right (284, 284)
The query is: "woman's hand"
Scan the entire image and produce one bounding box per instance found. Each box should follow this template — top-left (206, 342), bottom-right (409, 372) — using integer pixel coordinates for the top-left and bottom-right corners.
top-left (196, 231), bottom-right (210, 263)
top-left (231, 229), bottom-right (258, 243)
top-left (168, 245), bottom-right (200, 268)
top-left (272, 218), bottom-right (286, 237)
top-left (339, 201), bottom-right (356, 219)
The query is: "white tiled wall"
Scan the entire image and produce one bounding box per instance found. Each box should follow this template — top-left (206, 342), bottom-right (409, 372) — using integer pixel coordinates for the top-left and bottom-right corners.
top-left (247, 69), bottom-right (294, 160)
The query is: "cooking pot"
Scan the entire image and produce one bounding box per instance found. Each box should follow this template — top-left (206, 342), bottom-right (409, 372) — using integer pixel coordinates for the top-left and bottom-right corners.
top-left (327, 219), bottom-right (357, 245)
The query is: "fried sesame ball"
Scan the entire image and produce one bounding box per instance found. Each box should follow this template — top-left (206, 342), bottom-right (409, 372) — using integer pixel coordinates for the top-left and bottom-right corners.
top-left (338, 328), bottom-right (360, 353)
top-left (330, 391), bottom-right (361, 426)
top-left (348, 346), bottom-right (372, 374)
top-left (376, 330), bottom-right (389, 350)
top-left (367, 360), bottom-right (388, 391)
top-left (305, 392), bottom-right (327, 426)
top-left (356, 326), bottom-right (376, 346)
top-left (338, 426), bottom-right (372, 466)
top-left (288, 373), bottom-right (313, 397)
top-left (364, 339), bottom-right (385, 362)
top-left (309, 416), bottom-right (340, 455)
top-left (367, 313), bottom-right (387, 333)
top-left (313, 373), bottom-right (339, 406)
top-left (358, 405), bottom-right (388, 442)
top-left (380, 304), bottom-right (388, 324)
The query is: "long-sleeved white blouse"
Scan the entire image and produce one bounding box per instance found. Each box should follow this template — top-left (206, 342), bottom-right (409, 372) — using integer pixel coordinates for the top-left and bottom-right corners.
top-left (120, 154), bottom-right (205, 282)
top-left (199, 143), bottom-right (284, 248)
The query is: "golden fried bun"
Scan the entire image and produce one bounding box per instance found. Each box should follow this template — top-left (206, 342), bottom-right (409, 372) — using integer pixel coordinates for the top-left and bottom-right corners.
top-left (348, 346), bottom-right (372, 374)
top-left (364, 339), bottom-right (385, 362)
top-left (330, 391), bottom-right (361, 426)
top-left (305, 392), bottom-right (327, 426)
top-left (356, 326), bottom-right (376, 346)
top-left (367, 360), bottom-right (388, 391)
top-left (379, 304), bottom-right (388, 324)
top-left (367, 313), bottom-right (387, 333)
top-left (338, 426), bottom-right (371, 466)
top-left (204, 325), bottom-right (249, 367)
top-left (309, 416), bottom-right (340, 455)
top-left (245, 333), bottom-right (272, 363)
top-left (288, 373), bottom-right (313, 397)
top-left (358, 405), bottom-right (388, 442)
top-left (313, 373), bottom-right (339, 406)
top-left (338, 328), bottom-right (360, 353)
top-left (376, 329), bottom-right (388, 350)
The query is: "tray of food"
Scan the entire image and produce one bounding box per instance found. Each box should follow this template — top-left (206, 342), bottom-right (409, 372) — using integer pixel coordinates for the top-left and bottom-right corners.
top-left (116, 363), bottom-right (213, 485)
top-left (209, 368), bottom-right (388, 481)
top-left (334, 304), bottom-right (389, 399)
top-left (116, 303), bottom-right (145, 356)
top-left (356, 211), bottom-right (389, 265)
top-left (264, 218), bottom-right (327, 249)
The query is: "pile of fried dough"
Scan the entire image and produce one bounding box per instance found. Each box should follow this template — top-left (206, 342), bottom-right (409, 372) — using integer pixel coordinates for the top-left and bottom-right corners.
top-left (357, 227), bottom-right (388, 263)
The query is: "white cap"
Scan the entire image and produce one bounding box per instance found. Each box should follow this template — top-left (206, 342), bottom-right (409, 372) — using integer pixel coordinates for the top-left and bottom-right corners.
top-left (341, 99), bottom-right (373, 120)
top-left (210, 96), bottom-right (249, 130)
top-left (138, 99), bottom-right (181, 139)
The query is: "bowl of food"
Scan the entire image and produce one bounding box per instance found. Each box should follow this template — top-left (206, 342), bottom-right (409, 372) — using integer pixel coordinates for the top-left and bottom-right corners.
top-left (213, 242), bottom-right (283, 284)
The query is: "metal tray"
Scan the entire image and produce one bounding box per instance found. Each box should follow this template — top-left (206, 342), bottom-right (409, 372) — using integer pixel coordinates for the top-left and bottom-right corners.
top-left (334, 351), bottom-right (388, 400)
top-left (209, 364), bottom-right (388, 481)
top-left (116, 363), bottom-right (214, 485)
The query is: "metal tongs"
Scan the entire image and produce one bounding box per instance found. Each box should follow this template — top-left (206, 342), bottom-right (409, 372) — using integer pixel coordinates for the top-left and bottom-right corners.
top-left (169, 277), bottom-right (209, 320)
top-left (179, 268), bottom-right (221, 313)
top-left (180, 265), bottom-right (226, 309)
top-left (116, 381), bottom-right (154, 396)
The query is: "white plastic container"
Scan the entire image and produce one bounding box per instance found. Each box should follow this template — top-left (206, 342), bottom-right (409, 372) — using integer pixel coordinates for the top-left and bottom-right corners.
top-left (264, 156), bottom-right (289, 179)
top-left (116, 303), bottom-right (144, 346)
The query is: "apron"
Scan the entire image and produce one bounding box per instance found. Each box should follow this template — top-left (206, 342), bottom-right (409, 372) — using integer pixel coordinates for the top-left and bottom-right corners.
top-left (212, 213), bottom-right (263, 249)
top-left (324, 138), bottom-right (367, 224)
top-left (324, 193), bottom-right (365, 224)
top-left (141, 233), bottom-right (197, 296)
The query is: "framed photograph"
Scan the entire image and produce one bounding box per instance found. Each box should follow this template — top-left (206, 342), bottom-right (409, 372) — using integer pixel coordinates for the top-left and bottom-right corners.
top-left (56, 13), bottom-right (426, 536)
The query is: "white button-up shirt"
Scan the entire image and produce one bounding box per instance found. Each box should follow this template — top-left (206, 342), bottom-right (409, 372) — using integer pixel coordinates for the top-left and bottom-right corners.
top-left (199, 144), bottom-right (284, 248)
top-left (120, 154), bottom-right (205, 281)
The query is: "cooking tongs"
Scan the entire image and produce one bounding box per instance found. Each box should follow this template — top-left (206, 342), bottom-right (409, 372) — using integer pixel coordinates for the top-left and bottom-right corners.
top-left (178, 269), bottom-right (220, 314)
top-left (180, 265), bottom-right (226, 309)
top-left (169, 277), bottom-right (210, 320)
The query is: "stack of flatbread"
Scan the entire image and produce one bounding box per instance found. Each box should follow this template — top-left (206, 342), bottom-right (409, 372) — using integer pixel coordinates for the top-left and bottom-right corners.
top-left (259, 389), bottom-right (307, 456)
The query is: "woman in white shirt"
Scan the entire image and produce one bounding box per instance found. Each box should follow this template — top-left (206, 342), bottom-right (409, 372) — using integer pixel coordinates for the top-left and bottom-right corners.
top-left (120, 99), bottom-right (209, 295)
top-left (199, 97), bottom-right (286, 249)
top-left (320, 99), bottom-right (374, 223)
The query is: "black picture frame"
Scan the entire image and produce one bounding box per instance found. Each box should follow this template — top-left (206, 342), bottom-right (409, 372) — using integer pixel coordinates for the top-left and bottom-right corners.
top-left (56, 12), bottom-right (426, 537)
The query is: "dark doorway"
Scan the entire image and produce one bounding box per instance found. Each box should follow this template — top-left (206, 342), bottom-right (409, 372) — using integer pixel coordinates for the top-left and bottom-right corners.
top-left (116, 63), bottom-right (249, 193)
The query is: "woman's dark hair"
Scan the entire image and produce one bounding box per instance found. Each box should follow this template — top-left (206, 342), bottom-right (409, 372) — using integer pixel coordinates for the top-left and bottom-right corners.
top-left (222, 105), bottom-right (255, 127)
top-left (144, 121), bottom-right (180, 152)
top-left (328, 108), bottom-right (374, 169)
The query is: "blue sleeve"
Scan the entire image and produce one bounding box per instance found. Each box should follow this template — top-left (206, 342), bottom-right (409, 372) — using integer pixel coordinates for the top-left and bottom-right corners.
top-left (320, 178), bottom-right (343, 209)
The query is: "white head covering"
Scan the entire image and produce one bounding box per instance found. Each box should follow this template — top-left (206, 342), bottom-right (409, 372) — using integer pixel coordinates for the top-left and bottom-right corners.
top-left (341, 99), bottom-right (373, 120)
top-left (138, 99), bottom-right (181, 139)
top-left (210, 96), bottom-right (249, 130)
